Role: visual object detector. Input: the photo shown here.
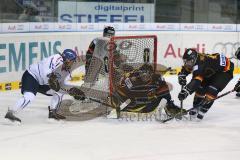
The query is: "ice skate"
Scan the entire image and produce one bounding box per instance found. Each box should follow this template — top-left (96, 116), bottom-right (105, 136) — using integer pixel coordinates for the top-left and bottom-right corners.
top-left (4, 110), bottom-right (21, 123)
top-left (48, 106), bottom-right (66, 120)
top-left (164, 100), bottom-right (186, 117)
top-left (236, 92), bottom-right (240, 97)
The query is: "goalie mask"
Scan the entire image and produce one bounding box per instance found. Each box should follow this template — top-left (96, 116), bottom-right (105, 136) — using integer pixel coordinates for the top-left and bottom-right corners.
top-left (103, 26), bottom-right (115, 37)
top-left (139, 64), bottom-right (154, 82)
top-left (113, 52), bottom-right (127, 68)
top-left (61, 49), bottom-right (77, 70)
top-left (183, 48), bottom-right (198, 69)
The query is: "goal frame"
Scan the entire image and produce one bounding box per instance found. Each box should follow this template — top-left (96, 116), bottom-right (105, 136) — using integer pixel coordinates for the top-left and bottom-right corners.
top-left (108, 35), bottom-right (158, 97)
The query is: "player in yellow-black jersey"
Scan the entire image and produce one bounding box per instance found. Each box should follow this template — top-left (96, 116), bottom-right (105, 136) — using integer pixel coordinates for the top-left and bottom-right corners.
top-left (178, 48), bottom-right (234, 121)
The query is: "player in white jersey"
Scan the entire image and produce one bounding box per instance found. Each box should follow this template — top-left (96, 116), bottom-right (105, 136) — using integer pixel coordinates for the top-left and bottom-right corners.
top-left (4, 49), bottom-right (78, 123)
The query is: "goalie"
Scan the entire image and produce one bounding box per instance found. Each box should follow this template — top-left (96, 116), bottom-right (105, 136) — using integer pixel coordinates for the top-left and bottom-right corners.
top-left (110, 61), bottom-right (185, 117)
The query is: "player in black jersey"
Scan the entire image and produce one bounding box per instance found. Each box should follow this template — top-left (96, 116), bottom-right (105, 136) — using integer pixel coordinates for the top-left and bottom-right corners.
top-left (178, 48), bottom-right (234, 120)
top-left (234, 47), bottom-right (240, 97)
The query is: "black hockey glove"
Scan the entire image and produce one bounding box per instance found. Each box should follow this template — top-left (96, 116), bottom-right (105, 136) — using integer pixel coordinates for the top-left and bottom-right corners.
top-left (68, 87), bottom-right (85, 100)
top-left (178, 72), bottom-right (187, 86)
top-left (48, 73), bottom-right (60, 92)
top-left (234, 80), bottom-right (240, 92)
top-left (178, 87), bottom-right (191, 101)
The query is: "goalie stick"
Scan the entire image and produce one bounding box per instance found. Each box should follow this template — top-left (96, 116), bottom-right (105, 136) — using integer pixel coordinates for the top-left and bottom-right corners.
top-left (159, 88), bottom-right (236, 123)
top-left (60, 87), bottom-right (111, 107)
top-left (60, 87), bottom-right (131, 117)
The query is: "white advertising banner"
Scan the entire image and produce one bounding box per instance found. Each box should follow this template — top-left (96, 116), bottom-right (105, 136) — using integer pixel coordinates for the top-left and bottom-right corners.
top-left (29, 23), bottom-right (55, 32)
top-left (54, 23), bottom-right (78, 32)
top-left (180, 23), bottom-right (208, 31)
top-left (237, 24), bottom-right (240, 32)
top-left (58, 1), bottom-right (155, 23)
top-left (207, 24), bottom-right (237, 32)
top-left (0, 23), bottom-right (239, 33)
top-left (0, 31), bottom-right (239, 83)
top-left (77, 23), bottom-right (99, 32)
top-left (2, 23), bottom-right (30, 33)
top-left (151, 23), bottom-right (180, 31)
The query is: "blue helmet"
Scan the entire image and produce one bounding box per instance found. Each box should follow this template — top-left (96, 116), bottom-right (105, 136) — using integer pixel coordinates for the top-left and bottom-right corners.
top-left (62, 49), bottom-right (77, 61)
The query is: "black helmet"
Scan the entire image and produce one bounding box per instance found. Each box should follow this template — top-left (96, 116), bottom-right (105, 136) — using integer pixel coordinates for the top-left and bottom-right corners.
top-left (183, 48), bottom-right (198, 68)
top-left (235, 47), bottom-right (240, 60)
top-left (103, 26), bottom-right (115, 37)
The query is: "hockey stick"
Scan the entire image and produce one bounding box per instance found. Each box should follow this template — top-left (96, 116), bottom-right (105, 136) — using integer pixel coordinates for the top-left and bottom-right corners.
top-left (180, 85), bottom-right (184, 119)
top-left (160, 88), bottom-right (236, 123)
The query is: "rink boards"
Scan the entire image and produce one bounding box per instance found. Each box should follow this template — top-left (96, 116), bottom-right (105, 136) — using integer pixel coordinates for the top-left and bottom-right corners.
top-left (0, 30), bottom-right (240, 91)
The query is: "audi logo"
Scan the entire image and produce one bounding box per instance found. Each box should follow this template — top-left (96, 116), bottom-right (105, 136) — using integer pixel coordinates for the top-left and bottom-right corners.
top-left (212, 42), bottom-right (240, 57)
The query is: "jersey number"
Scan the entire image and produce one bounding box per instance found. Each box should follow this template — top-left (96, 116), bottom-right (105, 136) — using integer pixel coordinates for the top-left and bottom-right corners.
top-left (125, 78), bottom-right (133, 89)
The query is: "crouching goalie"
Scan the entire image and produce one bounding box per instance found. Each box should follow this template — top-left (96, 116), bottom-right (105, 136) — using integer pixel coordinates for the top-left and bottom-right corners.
top-left (110, 63), bottom-right (185, 117)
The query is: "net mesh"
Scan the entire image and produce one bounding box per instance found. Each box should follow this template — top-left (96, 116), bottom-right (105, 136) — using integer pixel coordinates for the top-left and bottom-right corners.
top-left (81, 35), bottom-right (157, 106)
top-left (109, 35), bottom-right (157, 97)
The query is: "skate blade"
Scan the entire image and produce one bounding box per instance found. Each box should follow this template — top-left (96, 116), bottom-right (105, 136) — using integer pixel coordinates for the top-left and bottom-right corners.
top-left (3, 118), bottom-right (21, 126)
top-left (47, 118), bottom-right (65, 124)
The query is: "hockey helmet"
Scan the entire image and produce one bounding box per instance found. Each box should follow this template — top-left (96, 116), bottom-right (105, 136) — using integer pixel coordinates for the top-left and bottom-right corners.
top-left (183, 48), bottom-right (198, 68)
top-left (62, 49), bottom-right (77, 70)
top-left (235, 47), bottom-right (240, 60)
top-left (103, 26), bottom-right (115, 37)
top-left (62, 49), bottom-right (77, 62)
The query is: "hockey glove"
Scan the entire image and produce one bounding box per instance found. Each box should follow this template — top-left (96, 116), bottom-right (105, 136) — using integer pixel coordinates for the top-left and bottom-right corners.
top-left (178, 87), bottom-right (191, 101)
top-left (234, 80), bottom-right (240, 92)
top-left (178, 72), bottom-right (187, 86)
top-left (48, 73), bottom-right (60, 92)
top-left (68, 87), bottom-right (85, 100)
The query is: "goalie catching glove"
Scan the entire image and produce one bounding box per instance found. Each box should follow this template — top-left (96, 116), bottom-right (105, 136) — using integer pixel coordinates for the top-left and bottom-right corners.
top-left (68, 87), bottom-right (85, 100)
top-left (48, 73), bottom-right (60, 92)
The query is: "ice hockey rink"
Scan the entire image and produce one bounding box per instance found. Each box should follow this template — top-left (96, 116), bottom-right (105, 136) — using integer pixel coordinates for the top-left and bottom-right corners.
top-left (0, 75), bottom-right (240, 160)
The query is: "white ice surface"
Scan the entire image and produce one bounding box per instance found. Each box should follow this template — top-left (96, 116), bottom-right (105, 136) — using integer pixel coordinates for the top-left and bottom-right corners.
top-left (0, 75), bottom-right (240, 160)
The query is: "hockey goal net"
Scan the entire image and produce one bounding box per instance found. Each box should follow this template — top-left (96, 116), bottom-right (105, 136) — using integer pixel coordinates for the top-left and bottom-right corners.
top-left (81, 35), bottom-right (158, 106)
